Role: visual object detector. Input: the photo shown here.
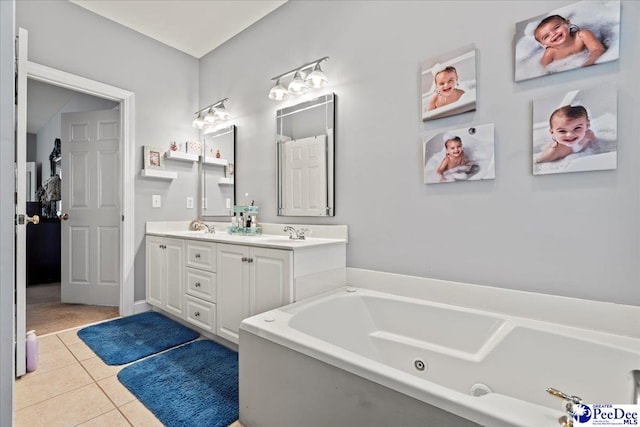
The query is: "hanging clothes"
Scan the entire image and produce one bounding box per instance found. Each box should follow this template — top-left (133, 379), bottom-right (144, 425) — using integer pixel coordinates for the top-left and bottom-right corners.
top-left (41, 175), bottom-right (61, 202)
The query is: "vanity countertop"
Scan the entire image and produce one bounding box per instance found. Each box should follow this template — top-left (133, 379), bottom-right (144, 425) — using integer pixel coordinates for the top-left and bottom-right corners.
top-left (146, 230), bottom-right (346, 250)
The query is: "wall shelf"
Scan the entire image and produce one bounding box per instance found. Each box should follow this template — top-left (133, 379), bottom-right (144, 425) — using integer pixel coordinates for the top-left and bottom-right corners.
top-left (202, 156), bottom-right (229, 167)
top-left (218, 177), bottom-right (234, 185)
top-left (166, 150), bottom-right (198, 163)
top-left (140, 169), bottom-right (178, 180)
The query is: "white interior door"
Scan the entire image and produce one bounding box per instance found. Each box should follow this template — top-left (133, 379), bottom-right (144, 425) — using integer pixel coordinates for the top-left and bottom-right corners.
top-left (61, 109), bottom-right (120, 305)
top-left (282, 135), bottom-right (327, 216)
top-left (15, 27), bottom-right (31, 377)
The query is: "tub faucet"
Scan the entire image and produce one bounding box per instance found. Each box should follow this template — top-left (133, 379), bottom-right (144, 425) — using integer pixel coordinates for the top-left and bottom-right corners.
top-left (547, 387), bottom-right (583, 427)
top-left (283, 226), bottom-right (308, 240)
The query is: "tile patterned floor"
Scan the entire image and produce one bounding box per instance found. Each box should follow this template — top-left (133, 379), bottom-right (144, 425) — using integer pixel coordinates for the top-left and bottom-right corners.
top-left (15, 325), bottom-right (243, 427)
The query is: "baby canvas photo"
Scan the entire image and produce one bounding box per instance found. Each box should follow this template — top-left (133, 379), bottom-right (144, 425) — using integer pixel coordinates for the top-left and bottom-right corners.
top-left (421, 46), bottom-right (476, 121)
top-left (532, 85), bottom-right (617, 176)
top-left (423, 123), bottom-right (495, 184)
top-left (514, 0), bottom-right (620, 82)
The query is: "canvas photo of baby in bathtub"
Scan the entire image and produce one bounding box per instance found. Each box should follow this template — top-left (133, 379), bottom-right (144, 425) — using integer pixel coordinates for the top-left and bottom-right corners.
top-left (532, 85), bottom-right (617, 176)
top-left (421, 46), bottom-right (476, 121)
top-left (514, 0), bottom-right (620, 82)
top-left (423, 123), bottom-right (495, 184)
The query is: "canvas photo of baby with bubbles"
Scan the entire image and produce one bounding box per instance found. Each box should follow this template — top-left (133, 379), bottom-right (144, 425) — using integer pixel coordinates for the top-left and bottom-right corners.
top-left (423, 123), bottom-right (495, 184)
top-left (514, 0), bottom-right (620, 82)
top-left (421, 45), bottom-right (477, 121)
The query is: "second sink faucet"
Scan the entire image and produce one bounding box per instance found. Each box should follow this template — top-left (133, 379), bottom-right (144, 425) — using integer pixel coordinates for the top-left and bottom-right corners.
top-left (283, 226), bottom-right (308, 240)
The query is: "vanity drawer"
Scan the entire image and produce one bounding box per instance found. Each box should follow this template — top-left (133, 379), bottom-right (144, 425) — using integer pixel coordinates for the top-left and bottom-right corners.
top-left (185, 295), bottom-right (216, 333)
top-left (185, 268), bottom-right (216, 302)
top-left (185, 240), bottom-right (216, 271)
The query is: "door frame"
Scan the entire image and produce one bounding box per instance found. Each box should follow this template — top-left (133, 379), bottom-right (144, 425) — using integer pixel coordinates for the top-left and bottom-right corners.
top-left (26, 61), bottom-right (135, 316)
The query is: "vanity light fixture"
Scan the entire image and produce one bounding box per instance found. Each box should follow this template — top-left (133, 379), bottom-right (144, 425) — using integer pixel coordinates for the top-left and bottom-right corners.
top-left (192, 98), bottom-right (231, 129)
top-left (268, 56), bottom-right (329, 101)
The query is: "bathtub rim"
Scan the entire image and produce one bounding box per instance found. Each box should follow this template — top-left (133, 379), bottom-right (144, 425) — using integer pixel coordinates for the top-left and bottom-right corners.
top-left (346, 268), bottom-right (640, 339)
top-left (241, 285), bottom-right (640, 427)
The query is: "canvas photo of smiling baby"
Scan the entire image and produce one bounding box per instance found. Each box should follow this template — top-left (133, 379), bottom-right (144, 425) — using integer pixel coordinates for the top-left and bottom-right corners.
top-left (514, 0), bottom-right (620, 82)
top-left (532, 85), bottom-right (617, 176)
top-left (421, 45), bottom-right (476, 121)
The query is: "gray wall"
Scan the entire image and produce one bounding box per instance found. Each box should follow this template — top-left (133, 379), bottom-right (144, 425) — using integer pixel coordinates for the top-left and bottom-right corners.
top-left (16, 0), bottom-right (202, 301)
top-left (199, 0), bottom-right (640, 306)
top-left (1, 2), bottom-right (15, 424)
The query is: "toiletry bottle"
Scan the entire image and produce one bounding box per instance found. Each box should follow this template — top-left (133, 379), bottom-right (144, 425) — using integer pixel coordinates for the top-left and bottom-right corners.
top-left (246, 215), bottom-right (252, 228)
top-left (239, 212), bottom-right (244, 228)
top-left (231, 213), bottom-right (237, 229)
top-left (251, 215), bottom-right (257, 229)
top-left (26, 330), bottom-right (38, 372)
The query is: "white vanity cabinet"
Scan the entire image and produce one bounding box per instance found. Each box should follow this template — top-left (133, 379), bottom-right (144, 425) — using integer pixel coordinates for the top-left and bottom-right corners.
top-left (145, 235), bottom-right (184, 317)
top-left (217, 244), bottom-right (292, 344)
top-left (183, 240), bottom-right (217, 333)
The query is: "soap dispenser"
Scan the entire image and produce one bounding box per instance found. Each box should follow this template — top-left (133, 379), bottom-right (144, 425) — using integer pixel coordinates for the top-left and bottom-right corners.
top-left (26, 330), bottom-right (38, 372)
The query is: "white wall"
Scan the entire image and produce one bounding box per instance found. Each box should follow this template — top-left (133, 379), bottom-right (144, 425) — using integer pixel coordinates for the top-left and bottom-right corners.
top-left (16, 0), bottom-right (202, 301)
top-left (199, 0), bottom-right (640, 306)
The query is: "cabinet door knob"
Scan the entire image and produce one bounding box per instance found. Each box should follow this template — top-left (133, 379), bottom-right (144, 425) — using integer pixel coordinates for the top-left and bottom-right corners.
top-left (241, 257), bottom-right (248, 262)
top-left (194, 311), bottom-right (200, 317)
top-left (248, 257), bottom-right (254, 263)
top-left (195, 253), bottom-right (201, 259)
top-left (195, 282), bottom-right (201, 287)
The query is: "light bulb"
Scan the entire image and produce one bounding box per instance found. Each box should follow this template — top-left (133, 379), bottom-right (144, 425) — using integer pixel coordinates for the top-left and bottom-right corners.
top-left (213, 105), bottom-right (231, 121)
top-left (288, 71), bottom-right (308, 95)
top-left (203, 109), bottom-right (217, 124)
top-left (305, 63), bottom-right (328, 89)
top-left (268, 79), bottom-right (289, 101)
top-left (192, 115), bottom-right (205, 129)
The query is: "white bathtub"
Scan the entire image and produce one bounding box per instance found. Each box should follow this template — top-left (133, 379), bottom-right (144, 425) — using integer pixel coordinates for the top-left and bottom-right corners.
top-left (240, 286), bottom-right (640, 427)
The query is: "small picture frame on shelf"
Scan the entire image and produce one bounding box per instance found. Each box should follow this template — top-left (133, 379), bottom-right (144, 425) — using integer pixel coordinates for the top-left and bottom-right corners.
top-left (226, 163), bottom-right (234, 177)
top-left (143, 146), bottom-right (164, 169)
top-left (186, 140), bottom-right (202, 154)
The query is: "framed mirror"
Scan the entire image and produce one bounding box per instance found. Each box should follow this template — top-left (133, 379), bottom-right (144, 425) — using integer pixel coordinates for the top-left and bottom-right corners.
top-left (200, 125), bottom-right (235, 218)
top-left (277, 93), bottom-right (335, 216)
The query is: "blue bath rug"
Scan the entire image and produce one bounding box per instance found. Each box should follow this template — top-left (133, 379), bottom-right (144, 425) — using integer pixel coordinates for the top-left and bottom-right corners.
top-left (117, 340), bottom-right (239, 427)
top-left (77, 311), bottom-right (199, 365)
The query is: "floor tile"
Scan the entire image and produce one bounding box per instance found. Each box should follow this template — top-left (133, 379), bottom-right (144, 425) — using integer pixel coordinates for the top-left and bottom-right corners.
top-left (36, 334), bottom-right (65, 354)
top-left (26, 344), bottom-right (78, 377)
top-left (15, 363), bottom-right (93, 410)
top-left (15, 383), bottom-right (115, 427)
top-left (81, 356), bottom-right (123, 382)
top-left (76, 408), bottom-right (131, 426)
top-left (67, 340), bottom-right (97, 361)
top-left (119, 400), bottom-right (163, 427)
top-left (98, 375), bottom-right (136, 407)
top-left (56, 328), bottom-right (83, 346)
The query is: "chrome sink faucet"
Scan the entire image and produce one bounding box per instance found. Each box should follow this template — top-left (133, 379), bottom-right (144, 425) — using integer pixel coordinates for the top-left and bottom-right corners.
top-left (190, 220), bottom-right (215, 233)
top-left (283, 226), bottom-right (308, 240)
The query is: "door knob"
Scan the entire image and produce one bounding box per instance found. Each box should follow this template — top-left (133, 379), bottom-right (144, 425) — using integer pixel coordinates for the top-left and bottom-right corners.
top-left (26, 214), bottom-right (39, 225)
top-left (58, 212), bottom-right (69, 220)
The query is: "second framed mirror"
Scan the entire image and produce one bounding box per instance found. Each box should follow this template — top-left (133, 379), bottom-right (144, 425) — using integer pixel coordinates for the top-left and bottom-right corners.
top-left (277, 93), bottom-right (335, 216)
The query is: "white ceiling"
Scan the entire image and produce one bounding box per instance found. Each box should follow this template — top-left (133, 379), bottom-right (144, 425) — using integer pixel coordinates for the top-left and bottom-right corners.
top-left (68, 0), bottom-right (287, 58)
